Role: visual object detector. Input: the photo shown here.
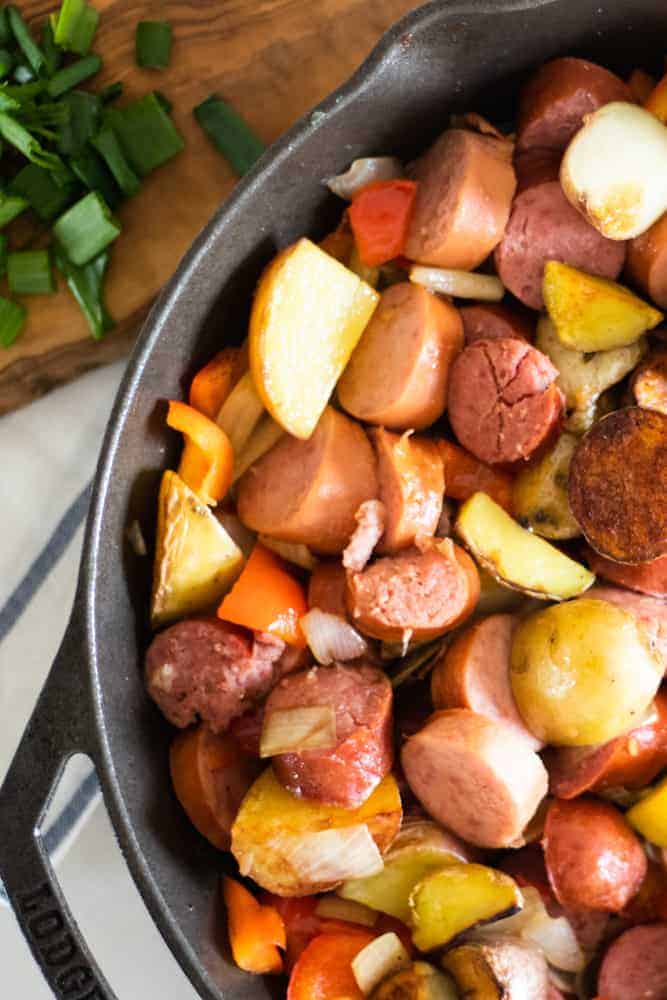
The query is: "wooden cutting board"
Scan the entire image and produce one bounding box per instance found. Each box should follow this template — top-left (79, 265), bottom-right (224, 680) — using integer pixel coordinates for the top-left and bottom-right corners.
top-left (0, 0), bottom-right (420, 414)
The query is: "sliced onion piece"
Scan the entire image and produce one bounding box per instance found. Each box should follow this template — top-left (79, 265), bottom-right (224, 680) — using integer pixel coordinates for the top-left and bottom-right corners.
top-left (326, 157), bottom-right (403, 200)
top-left (410, 266), bottom-right (505, 302)
top-left (260, 706), bottom-right (336, 757)
top-left (315, 894), bottom-right (378, 927)
top-left (351, 932), bottom-right (411, 995)
top-left (259, 535), bottom-right (317, 571)
top-left (233, 413), bottom-right (283, 482)
top-left (274, 825), bottom-right (384, 884)
top-left (301, 608), bottom-right (368, 664)
top-left (216, 371), bottom-right (265, 456)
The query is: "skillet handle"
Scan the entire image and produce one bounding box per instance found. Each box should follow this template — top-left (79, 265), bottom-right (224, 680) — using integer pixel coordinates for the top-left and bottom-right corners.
top-left (0, 613), bottom-right (117, 1000)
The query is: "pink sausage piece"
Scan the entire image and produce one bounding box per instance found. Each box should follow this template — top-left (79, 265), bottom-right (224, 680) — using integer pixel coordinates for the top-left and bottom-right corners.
top-left (585, 546), bottom-right (667, 598)
top-left (460, 303), bottom-right (532, 346)
top-left (308, 561), bottom-right (348, 619)
top-left (598, 924), bottom-right (667, 1000)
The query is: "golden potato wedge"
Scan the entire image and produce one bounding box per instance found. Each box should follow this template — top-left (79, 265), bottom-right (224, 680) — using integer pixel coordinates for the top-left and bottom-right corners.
top-left (230, 767), bottom-right (401, 896)
top-left (510, 599), bottom-right (663, 746)
top-left (543, 261), bottom-right (662, 351)
top-left (249, 237), bottom-right (379, 439)
top-left (409, 863), bottom-right (523, 952)
top-left (441, 938), bottom-right (548, 1000)
top-left (339, 820), bottom-right (470, 924)
top-left (568, 407), bottom-right (667, 563)
top-left (455, 492), bottom-right (594, 601)
top-left (475, 570), bottom-right (527, 616)
top-left (512, 433), bottom-right (580, 540)
top-left (372, 962), bottom-right (459, 1000)
top-left (151, 470), bottom-right (244, 627)
top-left (626, 774), bottom-right (667, 846)
top-left (632, 347), bottom-right (667, 415)
top-left (536, 315), bottom-right (646, 431)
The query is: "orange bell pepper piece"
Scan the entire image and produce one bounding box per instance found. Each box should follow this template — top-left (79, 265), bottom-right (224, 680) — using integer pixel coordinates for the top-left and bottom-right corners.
top-left (189, 344), bottom-right (249, 420)
top-left (167, 400), bottom-right (234, 505)
top-left (645, 72), bottom-right (667, 123)
top-left (437, 439), bottom-right (514, 513)
top-left (628, 68), bottom-right (656, 104)
top-left (348, 179), bottom-right (417, 267)
top-left (287, 930), bottom-right (376, 1000)
top-left (223, 876), bottom-right (286, 975)
top-left (217, 542), bottom-right (308, 646)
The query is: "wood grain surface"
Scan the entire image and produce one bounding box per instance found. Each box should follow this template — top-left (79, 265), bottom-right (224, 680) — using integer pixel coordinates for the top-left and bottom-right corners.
top-left (0, 0), bottom-right (420, 414)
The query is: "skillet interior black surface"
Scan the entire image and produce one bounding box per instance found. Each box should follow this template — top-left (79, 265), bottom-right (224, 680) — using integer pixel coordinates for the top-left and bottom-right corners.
top-left (3, 1), bottom-right (667, 998)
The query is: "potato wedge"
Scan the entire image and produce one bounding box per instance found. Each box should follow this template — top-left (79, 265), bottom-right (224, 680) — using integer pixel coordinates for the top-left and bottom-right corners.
top-left (512, 433), bottom-right (580, 540)
top-left (455, 492), bottom-right (594, 601)
top-left (535, 314), bottom-right (646, 431)
top-left (230, 767), bottom-right (401, 896)
top-left (543, 261), bottom-right (662, 352)
top-left (151, 470), bottom-right (244, 627)
top-left (632, 347), bottom-right (667, 415)
top-left (409, 863), bottom-right (522, 952)
top-left (568, 407), bottom-right (667, 563)
top-left (441, 938), bottom-right (548, 1000)
top-left (249, 237), bottom-right (379, 439)
top-left (475, 570), bottom-right (527, 616)
top-left (626, 774), bottom-right (667, 846)
top-left (372, 962), bottom-right (459, 1000)
top-left (338, 820), bottom-right (469, 924)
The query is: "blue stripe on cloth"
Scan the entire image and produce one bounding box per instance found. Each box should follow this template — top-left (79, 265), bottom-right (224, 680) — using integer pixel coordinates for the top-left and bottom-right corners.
top-left (0, 479), bottom-right (93, 645)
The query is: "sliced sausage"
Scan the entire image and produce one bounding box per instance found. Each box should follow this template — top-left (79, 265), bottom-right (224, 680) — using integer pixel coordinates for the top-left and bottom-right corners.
top-left (265, 663), bottom-right (393, 808)
top-left (342, 499), bottom-right (385, 573)
top-left (627, 212), bottom-right (667, 309)
top-left (447, 338), bottom-right (564, 465)
top-left (598, 924), bottom-right (667, 1000)
top-left (587, 583), bottom-right (667, 668)
top-left (337, 282), bottom-right (463, 431)
top-left (401, 708), bottom-right (547, 848)
top-left (499, 843), bottom-right (552, 902)
top-left (346, 538), bottom-right (479, 643)
top-left (631, 346), bottom-right (667, 415)
top-left (544, 690), bottom-right (667, 798)
top-left (543, 798), bottom-right (646, 912)
top-left (237, 406), bottom-right (377, 554)
top-left (307, 560), bottom-right (347, 618)
top-left (228, 706), bottom-right (264, 757)
top-left (438, 439), bottom-right (514, 512)
top-left (561, 905), bottom-right (610, 953)
top-left (405, 128), bottom-right (517, 269)
top-left (169, 725), bottom-right (259, 849)
top-left (370, 428), bottom-right (444, 554)
top-left (430, 614), bottom-right (543, 750)
top-left (516, 57), bottom-right (631, 153)
top-left (494, 169), bottom-right (625, 310)
top-left (145, 618), bottom-right (300, 732)
top-left (585, 545), bottom-right (667, 598)
top-left (460, 303), bottom-right (532, 345)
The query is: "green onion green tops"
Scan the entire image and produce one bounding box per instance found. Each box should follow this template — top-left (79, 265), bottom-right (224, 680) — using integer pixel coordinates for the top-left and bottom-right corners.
top-left (136, 21), bottom-right (172, 70)
top-left (10, 162), bottom-right (74, 221)
top-left (53, 191), bottom-right (120, 266)
top-left (108, 92), bottom-right (184, 175)
top-left (0, 191), bottom-right (27, 228)
top-left (46, 52), bottom-right (101, 97)
top-left (54, 244), bottom-right (112, 340)
top-left (0, 294), bottom-right (26, 347)
top-left (193, 95), bottom-right (265, 176)
top-left (7, 249), bottom-right (54, 295)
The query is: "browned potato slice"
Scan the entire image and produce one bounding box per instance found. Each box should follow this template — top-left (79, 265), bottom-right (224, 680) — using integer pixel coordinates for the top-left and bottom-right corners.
top-left (372, 961), bottom-right (459, 999)
top-left (632, 347), bottom-right (667, 415)
top-left (441, 937), bottom-right (548, 1000)
top-left (512, 433), bottom-right (580, 540)
top-left (568, 407), bottom-right (667, 563)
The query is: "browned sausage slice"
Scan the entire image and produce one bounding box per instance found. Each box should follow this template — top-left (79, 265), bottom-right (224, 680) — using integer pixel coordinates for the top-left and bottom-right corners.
top-left (401, 708), bottom-right (548, 848)
top-left (585, 584), bottom-right (667, 668)
top-left (237, 406), bottom-right (377, 554)
top-left (627, 214), bottom-right (667, 310)
top-left (405, 128), bottom-right (517, 269)
top-left (516, 57), bottom-right (631, 153)
top-left (430, 614), bottom-right (543, 750)
top-left (145, 618), bottom-right (297, 732)
top-left (346, 538), bottom-right (479, 643)
top-left (266, 663), bottom-right (393, 808)
top-left (460, 303), bottom-right (532, 345)
top-left (447, 338), bottom-right (564, 465)
top-left (585, 546), bottom-right (667, 598)
top-left (307, 560), bottom-right (348, 618)
top-left (370, 428), bottom-right (444, 554)
top-left (342, 499), bottom-right (386, 573)
top-left (337, 283), bottom-right (464, 431)
top-left (598, 924), bottom-right (667, 1000)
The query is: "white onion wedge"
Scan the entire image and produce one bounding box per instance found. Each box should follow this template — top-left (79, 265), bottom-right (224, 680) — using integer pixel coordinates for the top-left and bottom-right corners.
top-left (410, 266), bottom-right (505, 302)
top-left (259, 535), bottom-right (317, 570)
top-left (326, 157), bottom-right (403, 200)
top-left (351, 932), bottom-right (411, 995)
top-left (260, 706), bottom-right (337, 757)
top-left (216, 370), bottom-right (265, 456)
top-left (561, 101), bottom-right (667, 239)
top-left (274, 825), bottom-right (384, 884)
top-left (315, 895), bottom-right (378, 927)
top-left (301, 608), bottom-right (368, 664)
top-left (232, 413), bottom-right (283, 481)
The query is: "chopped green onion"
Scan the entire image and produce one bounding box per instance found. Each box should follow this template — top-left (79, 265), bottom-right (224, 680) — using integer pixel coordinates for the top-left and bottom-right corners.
top-left (108, 93), bottom-right (184, 175)
top-left (41, 21), bottom-right (62, 77)
top-left (0, 295), bottom-right (26, 347)
top-left (13, 63), bottom-right (34, 84)
top-left (1, 81), bottom-right (44, 103)
top-left (0, 90), bottom-right (19, 112)
top-left (68, 3), bottom-right (98, 56)
top-left (57, 89), bottom-right (100, 155)
top-left (0, 49), bottom-right (14, 79)
top-left (0, 191), bottom-right (27, 227)
top-left (7, 249), bottom-right (54, 294)
top-left (0, 8), bottom-right (10, 47)
top-left (47, 53), bottom-right (101, 98)
top-left (92, 125), bottom-right (140, 196)
top-left (193, 94), bottom-right (264, 176)
top-left (135, 21), bottom-right (172, 69)
top-left (153, 90), bottom-right (171, 113)
top-left (0, 234), bottom-right (7, 277)
top-left (0, 110), bottom-right (64, 169)
top-left (10, 163), bottom-right (75, 221)
top-left (54, 245), bottom-right (113, 339)
top-left (99, 81), bottom-right (122, 105)
top-left (54, 0), bottom-right (84, 46)
top-left (69, 145), bottom-right (120, 208)
top-left (7, 6), bottom-right (44, 76)
top-left (53, 191), bottom-right (120, 265)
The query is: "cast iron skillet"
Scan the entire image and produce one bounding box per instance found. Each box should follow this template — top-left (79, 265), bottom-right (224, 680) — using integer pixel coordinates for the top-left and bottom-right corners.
top-left (1, 1), bottom-right (666, 996)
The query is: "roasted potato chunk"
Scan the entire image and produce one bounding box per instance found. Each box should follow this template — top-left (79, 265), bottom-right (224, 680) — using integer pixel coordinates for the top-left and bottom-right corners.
top-left (568, 407), bottom-right (667, 563)
top-left (632, 347), bottom-right (667, 415)
top-left (372, 962), bottom-right (459, 1000)
top-left (626, 774), bottom-right (667, 846)
top-left (409, 863), bottom-right (522, 952)
top-left (441, 937), bottom-right (548, 1000)
top-left (510, 599), bottom-right (663, 746)
top-left (512, 433), bottom-right (580, 540)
